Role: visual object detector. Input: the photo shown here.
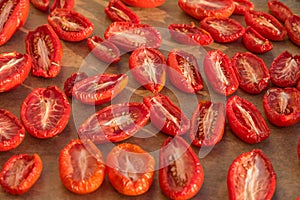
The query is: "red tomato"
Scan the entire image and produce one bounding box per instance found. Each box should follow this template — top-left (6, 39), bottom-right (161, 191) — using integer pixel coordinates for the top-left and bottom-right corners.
top-left (167, 49), bottom-right (204, 93)
top-left (190, 101), bottom-right (225, 147)
top-left (30, 0), bottom-right (49, 12)
top-left (25, 24), bottom-right (62, 78)
top-left (104, 21), bottom-right (162, 51)
top-left (105, 0), bottom-right (140, 24)
top-left (143, 94), bottom-right (190, 136)
top-left (298, 138), bottom-right (300, 160)
top-left (268, 0), bottom-right (293, 23)
top-left (285, 14), bottom-right (300, 47)
top-left (78, 102), bottom-right (150, 143)
top-left (20, 85), bottom-right (71, 139)
top-left (106, 143), bottom-right (155, 196)
top-left (244, 10), bottom-right (287, 41)
top-left (50, 0), bottom-right (74, 12)
top-left (0, 52), bottom-right (32, 93)
top-left (0, 154), bottom-right (42, 195)
top-left (203, 50), bottom-right (239, 96)
top-left (72, 73), bottom-right (128, 105)
top-left (262, 87), bottom-right (300, 127)
top-left (48, 8), bottom-right (94, 42)
top-left (0, 0), bottom-right (30, 46)
top-left (120, 0), bottom-right (165, 8)
top-left (233, 0), bottom-right (254, 15)
top-left (178, 0), bottom-right (235, 20)
top-left (87, 35), bottom-right (121, 63)
top-left (0, 109), bottom-right (25, 151)
top-left (297, 80), bottom-right (300, 91)
top-left (129, 47), bottom-right (166, 93)
top-left (226, 95), bottom-right (270, 144)
top-left (269, 51), bottom-right (300, 87)
top-left (159, 136), bottom-right (204, 199)
top-left (242, 26), bottom-right (273, 54)
top-left (232, 52), bottom-right (270, 94)
top-left (59, 139), bottom-right (105, 194)
top-left (63, 72), bottom-right (88, 97)
top-left (168, 23), bottom-right (213, 46)
top-left (200, 17), bottom-right (245, 43)
top-left (227, 149), bottom-right (276, 200)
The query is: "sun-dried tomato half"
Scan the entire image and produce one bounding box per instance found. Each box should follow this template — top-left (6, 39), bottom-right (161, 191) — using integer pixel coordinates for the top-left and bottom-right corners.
top-left (268, 0), bottom-right (293, 23)
top-left (104, 21), bottom-right (162, 51)
top-left (78, 102), bottom-right (150, 143)
top-left (50, 0), bottom-right (74, 12)
top-left (233, 0), bottom-right (254, 15)
top-left (269, 51), bottom-right (300, 87)
top-left (227, 149), bottom-right (276, 200)
top-left (72, 73), bottom-right (128, 105)
top-left (25, 24), bottom-right (62, 78)
top-left (63, 72), bottom-right (88, 97)
top-left (0, 52), bottom-right (32, 93)
top-left (285, 14), bottom-right (300, 47)
top-left (30, 0), bottom-right (49, 12)
top-left (120, 0), bottom-right (165, 8)
top-left (200, 17), bottom-right (245, 43)
top-left (48, 8), bottom-right (94, 42)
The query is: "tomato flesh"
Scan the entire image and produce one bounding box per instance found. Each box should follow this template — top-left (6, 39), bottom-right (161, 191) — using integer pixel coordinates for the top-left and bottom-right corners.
top-left (105, 0), bottom-right (140, 23)
top-left (63, 72), bottom-right (88, 97)
top-left (50, 0), bottom-right (74, 12)
top-left (285, 14), bottom-right (300, 47)
top-left (268, 0), bottom-right (292, 23)
top-left (120, 0), bottom-right (165, 8)
top-left (233, 0), bottom-right (254, 15)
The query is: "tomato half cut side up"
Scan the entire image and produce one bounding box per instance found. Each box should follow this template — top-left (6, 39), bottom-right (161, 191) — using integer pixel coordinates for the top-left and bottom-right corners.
top-left (106, 143), bottom-right (155, 196)
top-left (78, 102), bottom-right (150, 144)
top-left (48, 8), bottom-right (94, 42)
top-left (26, 24), bottom-right (62, 78)
top-left (120, 0), bottom-right (165, 8)
top-left (59, 139), bottom-right (106, 194)
top-left (72, 73), bottom-right (128, 105)
top-left (285, 14), bottom-right (300, 47)
top-left (203, 50), bottom-right (239, 96)
top-left (262, 87), bottom-right (300, 127)
top-left (0, 108), bottom-right (25, 151)
top-left (20, 85), bottom-right (71, 139)
top-left (159, 136), bottom-right (204, 199)
top-left (232, 0), bottom-right (254, 15)
top-left (0, 154), bottom-right (43, 195)
top-left (227, 149), bottom-right (276, 200)
top-left (143, 94), bottom-right (190, 136)
top-left (0, 52), bottom-right (32, 93)
top-left (268, 0), bottom-right (293, 23)
top-left (190, 101), bottom-right (225, 147)
top-left (30, 0), bottom-right (49, 12)
top-left (167, 49), bottom-right (204, 93)
top-left (63, 72), bottom-right (88, 97)
top-left (50, 0), bottom-right (74, 12)
top-left (269, 51), bottom-right (300, 87)
top-left (0, 0), bottom-right (30, 46)
top-left (129, 47), bottom-right (166, 93)
top-left (232, 52), bottom-right (270, 94)
top-left (226, 95), bottom-right (270, 144)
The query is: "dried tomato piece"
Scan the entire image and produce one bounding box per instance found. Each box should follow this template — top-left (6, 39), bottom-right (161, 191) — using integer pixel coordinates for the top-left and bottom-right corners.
top-left (63, 72), bottom-right (88, 97)
top-left (105, 0), bottom-right (140, 23)
top-left (268, 0), bottom-right (293, 23)
top-left (50, 0), bottom-right (74, 12)
top-left (285, 14), bottom-right (300, 47)
top-left (233, 0), bottom-right (254, 15)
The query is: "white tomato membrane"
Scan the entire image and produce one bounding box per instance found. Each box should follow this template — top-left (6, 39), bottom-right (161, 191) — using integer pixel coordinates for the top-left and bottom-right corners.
top-left (184, 0), bottom-right (226, 9)
top-left (0, 114), bottom-right (19, 141)
top-left (202, 104), bottom-right (216, 138)
top-left (0, 57), bottom-right (24, 78)
top-left (139, 49), bottom-right (159, 84)
top-left (273, 56), bottom-right (299, 81)
top-left (0, 0), bottom-right (14, 31)
top-left (110, 6), bottom-right (130, 22)
top-left (51, 15), bottom-right (84, 32)
top-left (208, 20), bottom-right (240, 35)
top-left (180, 58), bottom-right (196, 86)
top-left (237, 57), bottom-right (263, 85)
top-left (247, 31), bottom-right (265, 45)
top-left (211, 52), bottom-right (229, 87)
top-left (91, 39), bottom-right (117, 58)
top-left (37, 38), bottom-right (51, 71)
top-left (253, 15), bottom-right (280, 33)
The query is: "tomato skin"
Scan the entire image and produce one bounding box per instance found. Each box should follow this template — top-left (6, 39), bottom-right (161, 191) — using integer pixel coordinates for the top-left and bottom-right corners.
top-left (268, 0), bottom-right (292, 23)
top-left (297, 81), bottom-right (300, 91)
top-left (20, 85), bottom-right (71, 139)
top-left (227, 149), bottom-right (276, 200)
top-left (120, 0), bottom-right (165, 8)
top-left (0, 154), bottom-right (43, 195)
top-left (63, 72), bottom-right (88, 97)
top-left (106, 143), bottom-right (155, 196)
top-left (159, 136), bottom-right (204, 200)
top-left (50, 0), bottom-right (74, 12)
top-left (30, 0), bottom-right (49, 12)
top-left (232, 52), bottom-right (270, 94)
top-left (285, 14), bottom-right (300, 47)
top-left (262, 87), bottom-right (300, 127)
top-left (233, 0), bottom-right (254, 15)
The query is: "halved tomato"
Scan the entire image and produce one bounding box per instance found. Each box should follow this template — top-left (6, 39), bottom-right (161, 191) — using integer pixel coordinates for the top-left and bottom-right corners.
top-left (72, 73), bottom-right (128, 105)
top-left (106, 143), bottom-right (155, 196)
top-left (226, 95), bottom-right (270, 144)
top-left (20, 85), bottom-right (71, 139)
top-left (129, 47), bottom-right (166, 94)
top-left (285, 14), bottom-right (300, 47)
top-left (227, 149), bottom-right (276, 200)
top-left (63, 72), bottom-right (88, 97)
top-left (203, 50), bottom-right (239, 96)
top-left (105, 0), bottom-right (140, 23)
top-left (59, 139), bottom-right (105, 194)
top-left (262, 87), bottom-right (300, 127)
top-left (232, 0), bottom-right (254, 15)
top-left (0, 52), bottom-right (32, 93)
top-left (50, 0), bottom-right (74, 12)
top-left (78, 102), bottom-right (150, 143)
top-left (269, 51), bottom-right (300, 87)
top-left (30, 0), bottom-right (49, 12)
top-left (232, 52), bottom-right (270, 94)
top-left (120, 0), bottom-right (165, 8)
top-left (268, 0), bottom-right (293, 23)
top-left (0, 154), bottom-right (43, 195)
top-left (167, 49), bottom-right (204, 93)
top-left (159, 136), bottom-right (204, 199)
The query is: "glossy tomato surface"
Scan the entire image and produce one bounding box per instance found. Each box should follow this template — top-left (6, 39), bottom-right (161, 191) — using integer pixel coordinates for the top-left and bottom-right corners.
top-left (190, 101), bottom-right (225, 147)
top-left (0, 154), bottom-right (42, 195)
top-left (50, 0), bottom-right (74, 12)
top-left (285, 14), bottom-right (300, 46)
top-left (268, 0), bottom-right (292, 22)
top-left (106, 143), bottom-right (155, 196)
top-left (232, 0), bottom-right (254, 15)
top-left (227, 149), bottom-right (276, 200)
top-left (159, 136), bottom-right (204, 199)
top-left (121, 0), bottom-right (165, 8)
top-left (226, 95), bottom-right (270, 144)
top-left (105, 0), bottom-right (140, 23)
top-left (129, 47), bottom-right (166, 93)
top-left (262, 87), bottom-right (300, 127)
top-left (63, 72), bottom-right (88, 97)
top-left (26, 24), bottom-right (62, 78)
top-left (232, 52), bottom-right (270, 94)
top-left (59, 139), bottom-right (105, 194)
top-left (30, 0), bottom-right (49, 12)
top-left (20, 86), bottom-right (71, 139)
top-left (0, 52), bottom-right (32, 92)
top-left (78, 102), bottom-right (150, 143)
